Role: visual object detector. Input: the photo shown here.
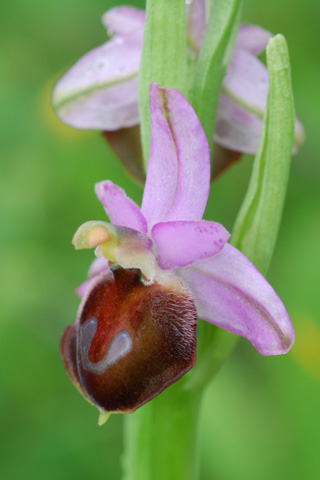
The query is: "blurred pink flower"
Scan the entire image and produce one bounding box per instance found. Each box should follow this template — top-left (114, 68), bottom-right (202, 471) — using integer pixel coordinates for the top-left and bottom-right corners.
top-left (52, 3), bottom-right (304, 154)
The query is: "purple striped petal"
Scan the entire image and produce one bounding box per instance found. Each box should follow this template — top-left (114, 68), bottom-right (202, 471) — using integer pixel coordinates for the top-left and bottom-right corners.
top-left (176, 244), bottom-right (294, 355)
top-left (215, 48), bottom-right (304, 154)
top-left (95, 181), bottom-right (148, 233)
top-left (214, 92), bottom-right (263, 154)
top-left (52, 33), bottom-right (142, 130)
top-left (141, 83), bottom-right (210, 229)
top-left (235, 24), bottom-right (272, 55)
top-left (152, 221), bottom-right (230, 270)
top-left (102, 6), bottom-right (145, 35)
top-left (224, 48), bottom-right (269, 115)
top-left (215, 48), bottom-right (268, 153)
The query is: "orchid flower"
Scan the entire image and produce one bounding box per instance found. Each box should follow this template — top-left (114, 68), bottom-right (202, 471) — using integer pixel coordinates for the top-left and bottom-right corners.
top-left (52, 3), bottom-right (304, 156)
top-left (60, 84), bottom-right (294, 415)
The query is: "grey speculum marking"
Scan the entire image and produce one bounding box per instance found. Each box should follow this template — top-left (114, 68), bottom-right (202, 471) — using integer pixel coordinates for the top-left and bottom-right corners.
top-left (80, 317), bottom-right (132, 375)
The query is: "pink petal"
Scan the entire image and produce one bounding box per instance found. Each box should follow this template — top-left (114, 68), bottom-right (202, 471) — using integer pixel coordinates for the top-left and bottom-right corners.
top-left (186, 0), bottom-right (206, 52)
top-left (293, 118), bottom-right (305, 153)
top-left (235, 24), bottom-right (272, 55)
top-left (141, 83), bottom-right (210, 229)
top-left (52, 34), bottom-right (142, 130)
top-left (76, 278), bottom-right (93, 298)
top-left (88, 256), bottom-right (110, 278)
top-left (102, 6), bottom-right (145, 36)
top-left (215, 48), bottom-right (304, 154)
top-left (224, 48), bottom-right (269, 114)
top-left (214, 48), bottom-right (268, 153)
top-left (214, 92), bottom-right (263, 154)
top-left (76, 257), bottom-right (110, 298)
top-left (152, 221), bottom-right (230, 270)
top-left (95, 181), bottom-right (148, 233)
top-left (177, 244), bottom-right (295, 355)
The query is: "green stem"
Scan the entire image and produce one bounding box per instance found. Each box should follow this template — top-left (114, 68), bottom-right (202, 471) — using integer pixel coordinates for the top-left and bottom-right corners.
top-left (186, 322), bottom-right (238, 392)
top-left (138, 0), bottom-right (188, 167)
top-left (192, 0), bottom-right (242, 147)
top-left (122, 381), bottom-right (201, 480)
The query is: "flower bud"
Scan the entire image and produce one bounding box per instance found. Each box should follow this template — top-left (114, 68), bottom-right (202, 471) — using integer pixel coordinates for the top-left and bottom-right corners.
top-left (60, 266), bottom-right (197, 413)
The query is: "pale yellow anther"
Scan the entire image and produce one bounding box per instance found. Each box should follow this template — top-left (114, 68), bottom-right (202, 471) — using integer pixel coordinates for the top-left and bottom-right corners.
top-left (72, 221), bottom-right (115, 251)
top-left (87, 227), bottom-right (110, 248)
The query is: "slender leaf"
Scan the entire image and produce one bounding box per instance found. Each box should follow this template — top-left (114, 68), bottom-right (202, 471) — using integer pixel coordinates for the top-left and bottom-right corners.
top-left (231, 34), bottom-right (295, 274)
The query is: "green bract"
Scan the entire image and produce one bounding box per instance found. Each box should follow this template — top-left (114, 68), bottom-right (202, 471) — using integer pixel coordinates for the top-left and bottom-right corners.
top-left (231, 34), bottom-right (295, 274)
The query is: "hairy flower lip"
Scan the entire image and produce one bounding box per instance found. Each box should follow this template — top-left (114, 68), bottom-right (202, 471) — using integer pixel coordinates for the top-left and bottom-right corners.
top-left (61, 266), bottom-right (198, 413)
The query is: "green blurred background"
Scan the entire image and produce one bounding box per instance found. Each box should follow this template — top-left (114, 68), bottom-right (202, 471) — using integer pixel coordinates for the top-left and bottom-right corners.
top-left (1, 0), bottom-right (319, 478)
